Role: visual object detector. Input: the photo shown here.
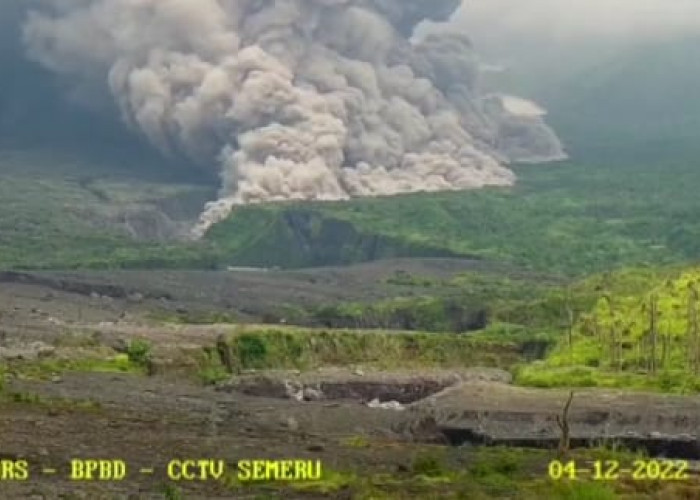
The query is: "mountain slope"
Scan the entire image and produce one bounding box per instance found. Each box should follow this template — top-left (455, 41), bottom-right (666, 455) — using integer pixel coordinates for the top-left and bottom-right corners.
top-left (542, 37), bottom-right (700, 163)
top-left (2, 35), bottom-right (700, 274)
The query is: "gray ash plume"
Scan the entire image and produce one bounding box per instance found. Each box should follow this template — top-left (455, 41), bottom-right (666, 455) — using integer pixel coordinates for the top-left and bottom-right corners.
top-left (17, 0), bottom-right (566, 237)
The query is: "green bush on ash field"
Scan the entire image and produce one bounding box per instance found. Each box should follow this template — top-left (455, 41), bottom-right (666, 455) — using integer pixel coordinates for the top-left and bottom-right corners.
top-left (126, 339), bottom-right (152, 367)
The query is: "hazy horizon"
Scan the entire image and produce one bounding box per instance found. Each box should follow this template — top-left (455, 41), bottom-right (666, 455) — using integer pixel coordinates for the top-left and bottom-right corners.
top-left (453, 0), bottom-right (700, 45)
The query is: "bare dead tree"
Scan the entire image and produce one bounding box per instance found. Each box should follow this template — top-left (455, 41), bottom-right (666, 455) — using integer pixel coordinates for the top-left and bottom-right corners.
top-left (565, 287), bottom-right (575, 363)
top-left (614, 320), bottom-right (625, 371)
top-left (660, 332), bottom-right (668, 370)
top-left (688, 284), bottom-right (700, 375)
top-left (593, 312), bottom-right (601, 344)
top-left (649, 294), bottom-right (659, 375)
top-left (602, 294), bottom-right (618, 369)
top-left (556, 391), bottom-right (575, 459)
top-left (216, 333), bottom-right (237, 374)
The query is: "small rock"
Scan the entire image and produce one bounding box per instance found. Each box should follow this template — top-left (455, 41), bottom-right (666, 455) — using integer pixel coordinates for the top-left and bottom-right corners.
top-left (367, 399), bottom-right (405, 411)
top-left (50, 375), bottom-right (62, 384)
top-left (284, 381), bottom-right (304, 401)
top-left (90, 292), bottom-right (100, 300)
top-left (303, 387), bottom-right (324, 402)
top-left (38, 448), bottom-right (49, 457)
top-left (353, 369), bottom-right (365, 377)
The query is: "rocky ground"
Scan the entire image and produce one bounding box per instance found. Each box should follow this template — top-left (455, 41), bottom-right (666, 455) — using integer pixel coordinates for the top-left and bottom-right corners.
top-left (1, 264), bottom-right (700, 498)
top-left (3, 366), bottom-right (700, 498)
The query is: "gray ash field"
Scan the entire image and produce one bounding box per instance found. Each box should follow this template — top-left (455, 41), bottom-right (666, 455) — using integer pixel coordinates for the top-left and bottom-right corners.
top-left (1, 262), bottom-right (699, 499)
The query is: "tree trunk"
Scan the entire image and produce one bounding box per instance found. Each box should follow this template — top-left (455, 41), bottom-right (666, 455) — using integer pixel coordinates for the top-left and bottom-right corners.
top-left (557, 391), bottom-right (575, 459)
top-left (690, 286), bottom-right (700, 375)
top-left (650, 294), bottom-right (658, 375)
top-left (566, 289), bottom-right (575, 364)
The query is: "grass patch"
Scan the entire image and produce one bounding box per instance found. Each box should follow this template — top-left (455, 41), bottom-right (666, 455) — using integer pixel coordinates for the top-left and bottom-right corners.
top-left (340, 435), bottom-right (372, 449)
top-left (195, 325), bottom-right (523, 383)
top-left (515, 364), bottom-right (700, 394)
top-left (411, 451), bottom-right (449, 478)
top-left (7, 354), bottom-right (145, 381)
top-left (1, 391), bottom-right (102, 412)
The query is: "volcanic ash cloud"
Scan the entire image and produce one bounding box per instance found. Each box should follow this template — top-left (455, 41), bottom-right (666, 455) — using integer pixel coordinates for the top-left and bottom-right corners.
top-left (21, 0), bottom-right (566, 238)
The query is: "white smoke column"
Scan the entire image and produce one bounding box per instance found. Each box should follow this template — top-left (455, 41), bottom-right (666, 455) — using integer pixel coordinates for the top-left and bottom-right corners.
top-left (21, 0), bottom-right (565, 239)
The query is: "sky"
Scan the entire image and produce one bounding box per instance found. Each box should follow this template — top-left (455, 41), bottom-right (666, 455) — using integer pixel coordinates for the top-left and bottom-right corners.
top-left (453, 0), bottom-right (700, 44)
top-left (419, 0), bottom-right (700, 98)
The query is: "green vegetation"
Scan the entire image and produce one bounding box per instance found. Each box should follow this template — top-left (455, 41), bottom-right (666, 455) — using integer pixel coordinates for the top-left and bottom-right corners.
top-left (5, 143), bottom-right (700, 277)
top-left (340, 435), bottom-right (372, 449)
top-left (0, 390), bottom-right (102, 412)
top-left (517, 267), bottom-right (700, 393)
top-left (5, 353), bottom-right (146, 381)
top-left (0, 147), bottom-right (220, 270)
top-left (194, 325), bottom-right (525, 383)
top-left (198, 158), bottom-right (700, 275)
top-left (125, 339), bottom-right (152, 368)
top-left (159, 483), bottom-right (184, 500)
top-left (311, 269), bottom-right (559, 332)
top-left (312, 296), bottom-right (487, 332)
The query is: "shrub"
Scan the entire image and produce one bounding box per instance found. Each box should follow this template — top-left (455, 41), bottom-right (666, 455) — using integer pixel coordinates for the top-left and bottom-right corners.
top-left (234, 334), bottom-right (268, 369)
top-left (126, 339), bottom-right (152, 367)
top-left (411, 452), bottom-right (447, 478)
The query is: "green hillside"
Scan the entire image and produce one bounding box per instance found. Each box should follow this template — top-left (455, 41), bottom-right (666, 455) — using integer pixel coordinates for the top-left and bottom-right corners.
top-left (542, 37), bottom-right (700, 164)
top-left (208, 157), bottom-right (700, 276)
top-left (4, 152), bottom-right (700, 276)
